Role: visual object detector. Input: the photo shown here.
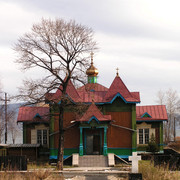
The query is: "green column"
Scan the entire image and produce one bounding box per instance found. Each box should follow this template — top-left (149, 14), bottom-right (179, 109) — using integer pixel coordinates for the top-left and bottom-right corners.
top-left (132, 104), bottom-right (137, 153)
top-left (159, 122), bottom-right (163, 151)
top-left (103, 127), bottom-right (107, 156)
top-left (50, 109), bottom-right (54, 149)
top-left (79, 127), bottom-right (83, 156)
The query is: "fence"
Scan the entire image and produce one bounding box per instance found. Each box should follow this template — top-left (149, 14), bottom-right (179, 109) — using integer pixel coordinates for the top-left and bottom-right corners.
top-left (153, 154), bottom-right (180, 170)
top-left (0, 156), bottom-right (27, 171)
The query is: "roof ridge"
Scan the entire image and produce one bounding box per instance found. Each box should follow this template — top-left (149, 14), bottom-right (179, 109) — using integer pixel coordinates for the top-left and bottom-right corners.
top-left (77, 103), bottom-right (111, 122)
top-left (103, 76), bottom-right (140, 103)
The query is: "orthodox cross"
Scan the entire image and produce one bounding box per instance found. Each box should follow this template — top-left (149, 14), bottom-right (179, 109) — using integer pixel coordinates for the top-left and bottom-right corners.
top-left (129, 152), bottom-right (141, 173)
top-left (91, 52), bottom-right (94, 64)
top-left (116, 67), bottom-right (119, 77)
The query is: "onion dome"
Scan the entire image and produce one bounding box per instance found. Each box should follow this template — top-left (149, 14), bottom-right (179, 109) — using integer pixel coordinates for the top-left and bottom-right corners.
top-left (86, 52), bottom-right (99, 77)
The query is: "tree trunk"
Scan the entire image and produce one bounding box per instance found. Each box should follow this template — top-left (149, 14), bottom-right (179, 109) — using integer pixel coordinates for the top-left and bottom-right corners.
top-left (57, 102), bottom-right (64, 170)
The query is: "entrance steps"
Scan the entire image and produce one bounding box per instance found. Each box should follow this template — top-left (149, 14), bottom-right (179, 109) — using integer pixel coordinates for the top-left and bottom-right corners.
top-left (79, 155), bottom-right (108, 167)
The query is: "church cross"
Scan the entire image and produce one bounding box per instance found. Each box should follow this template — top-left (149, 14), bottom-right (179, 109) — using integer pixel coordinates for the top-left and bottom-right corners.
top-left (91, 52), bottom-right (94, 64)
top-left (129, 152), bottom-right (141, 173)
top-left (116, 67), bottom-right (119, 77)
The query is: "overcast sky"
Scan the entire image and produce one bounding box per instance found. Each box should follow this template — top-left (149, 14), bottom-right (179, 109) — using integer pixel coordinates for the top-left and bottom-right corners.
top-left (1, 0), bottom-right (180, 105)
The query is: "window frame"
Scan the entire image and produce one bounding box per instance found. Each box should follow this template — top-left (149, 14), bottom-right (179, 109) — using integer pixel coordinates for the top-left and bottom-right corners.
top-left (37, 129), bottom-right (48, 146)
top-left (138, 128), bottom-right (149, 144)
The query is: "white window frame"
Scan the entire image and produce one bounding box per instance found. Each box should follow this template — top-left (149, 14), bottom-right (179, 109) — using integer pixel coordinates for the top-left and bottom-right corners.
top-left (37, 129), bottom-right (48, 145)
top-left (138, 128), bottom-right (149, 144)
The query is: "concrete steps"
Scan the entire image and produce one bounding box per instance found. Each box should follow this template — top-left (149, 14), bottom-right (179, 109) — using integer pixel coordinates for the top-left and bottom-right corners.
top-left (79, 155), bottom-right (108, 167)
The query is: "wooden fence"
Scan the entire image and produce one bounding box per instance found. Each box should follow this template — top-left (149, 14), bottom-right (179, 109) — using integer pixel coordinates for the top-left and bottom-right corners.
top-left (0, 156), bottom-right (27, 171)
top-left (153, 154), bottom-right (180, 170)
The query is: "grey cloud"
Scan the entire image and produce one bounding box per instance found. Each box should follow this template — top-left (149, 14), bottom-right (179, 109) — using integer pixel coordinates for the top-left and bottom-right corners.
top-left (4, 0), bottom-right (179, 41)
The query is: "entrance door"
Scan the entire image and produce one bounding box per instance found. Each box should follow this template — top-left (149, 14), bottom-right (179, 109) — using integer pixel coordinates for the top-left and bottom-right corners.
top-left (86, 132), bottom-right (101, 155)
top-left (86, 134), bottom-right (93, 155)
top-left (93, 135), bottom-right (100, 155)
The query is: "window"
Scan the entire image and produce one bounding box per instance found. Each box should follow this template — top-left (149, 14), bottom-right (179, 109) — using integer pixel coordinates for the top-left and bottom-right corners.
top-left (43, 130), bottom-right (47, 145)
top-left (139, 128), bottom-right (149, 144)
top-left (37, 129), bottom-right (48, 145)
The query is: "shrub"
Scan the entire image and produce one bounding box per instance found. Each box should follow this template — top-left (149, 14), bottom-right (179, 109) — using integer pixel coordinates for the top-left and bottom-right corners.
top-left (146, 134), bottom-right (159, 153)
top-left (137, 145), bottom-right (148, 151)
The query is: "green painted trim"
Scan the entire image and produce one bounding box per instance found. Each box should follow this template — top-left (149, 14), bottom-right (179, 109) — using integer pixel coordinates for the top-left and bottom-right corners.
top-left (159, 122), bottom-right (163, 151)
top-left (103, 127), bottom-right (108, 156)
top-left (64, 148), bottom-right (79, 155)
top-left (88, 76), bottom-right (97, 83)
top-left (102, 97), bottom-right (132, 112)
top-left (50, 148), bottom-right (79, 157)
top-left (79, 127), bottom-right (83, 156)
top-left (132, 105), bottom-right (137, 150)
top-left (107, 148), bottom-right (132, 156)
top-left (50, 148), bottom-right (57, 156)
top-left (100, 129), bottom-right (103, 154)
top-left (50, 108), bottom-right (54, 150)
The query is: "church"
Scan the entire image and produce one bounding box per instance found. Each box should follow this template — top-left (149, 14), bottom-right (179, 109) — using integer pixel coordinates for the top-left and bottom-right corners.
top-left (17, 56), bottom-right (168, 161)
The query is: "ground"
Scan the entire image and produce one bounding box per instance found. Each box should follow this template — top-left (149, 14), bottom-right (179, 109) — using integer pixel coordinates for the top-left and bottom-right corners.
top-left (0, 161), bottom-right (180, 180)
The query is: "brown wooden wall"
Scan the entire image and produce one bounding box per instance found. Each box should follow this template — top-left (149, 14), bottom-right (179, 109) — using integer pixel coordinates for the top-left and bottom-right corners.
top-left (155, 128), bottom-right (160, 144)
top-left (106, 112), bottom-right (132, 148)
top-left (8, 148), bottom-right (37, 161)
top-left (26, 126), bottom-right (32, 144)
top-left (54, 112), bottom-right (79, 148)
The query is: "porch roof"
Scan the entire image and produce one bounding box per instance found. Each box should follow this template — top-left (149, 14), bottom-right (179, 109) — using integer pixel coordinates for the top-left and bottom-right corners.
top-left (76, 103), bottom-right (111, 122)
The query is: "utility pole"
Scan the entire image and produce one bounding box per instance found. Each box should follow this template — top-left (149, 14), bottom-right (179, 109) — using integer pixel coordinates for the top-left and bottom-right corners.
top-left (5, 93), bottom-right (7, 144)
top-left (174, 117), bottom-right (176, 142)
top-left (1, 93), bottom-right (10, 144)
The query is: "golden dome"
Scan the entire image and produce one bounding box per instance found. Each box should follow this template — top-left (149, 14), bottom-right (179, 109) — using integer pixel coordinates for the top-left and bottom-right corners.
top-left (86, 52), bottom-right (99, 76)
top-left (86, 64), bottom-right (99, 76)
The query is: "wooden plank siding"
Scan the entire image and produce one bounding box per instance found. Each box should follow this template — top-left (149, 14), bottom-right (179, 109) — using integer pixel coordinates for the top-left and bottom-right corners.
top-left (106, 112), bottom-right (132, 148)
top-left (54, 112), bottom-right (79, 149)
top-left (155, 128), bottom-right (160, 144)
top-left (26, 126), bottom-right (32, 144)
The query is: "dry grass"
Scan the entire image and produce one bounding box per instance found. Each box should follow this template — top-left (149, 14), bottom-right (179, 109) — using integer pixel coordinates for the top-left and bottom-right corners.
top-left (139, 160), bottom-right (180, 180)
top-left (0, 170), bottom-right (64, 180)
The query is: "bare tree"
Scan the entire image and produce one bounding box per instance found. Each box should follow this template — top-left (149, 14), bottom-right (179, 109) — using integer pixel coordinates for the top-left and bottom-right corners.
top-left (14, 18), bottom-right (97, 169)
top-left (156, 89), bottom-right (165, 105)
top-left (7, 108), bottom-right (20, 144)
top-left (156, 88), bottom-right (180, 143)
top-left (0, 95), bottom-right (20, 144)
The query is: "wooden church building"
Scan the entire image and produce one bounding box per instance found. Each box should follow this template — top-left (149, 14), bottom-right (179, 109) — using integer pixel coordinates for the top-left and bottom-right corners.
top-left (17, 57), bottom-right (168, 161)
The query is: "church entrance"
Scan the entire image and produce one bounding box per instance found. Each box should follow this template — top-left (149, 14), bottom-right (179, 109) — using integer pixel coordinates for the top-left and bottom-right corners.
top-left (85, 129), bottom-right (102, 155)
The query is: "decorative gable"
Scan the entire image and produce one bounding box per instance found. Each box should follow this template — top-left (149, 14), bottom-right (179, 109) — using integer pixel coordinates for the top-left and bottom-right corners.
top-left (141, 112), bottom-right (152, 118)
top-left (104, 76), bottom-right (140, 103)
top-left (109, 92), bottom-right (129, 104)
top-left (76, 103), bottom-right (111, 122)
top-left (88, 116), bottom-right (100, 124)
top-left (47, 79), bottom-right (82, 103)
top-left (34, 113), bottom-right (42, 119)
